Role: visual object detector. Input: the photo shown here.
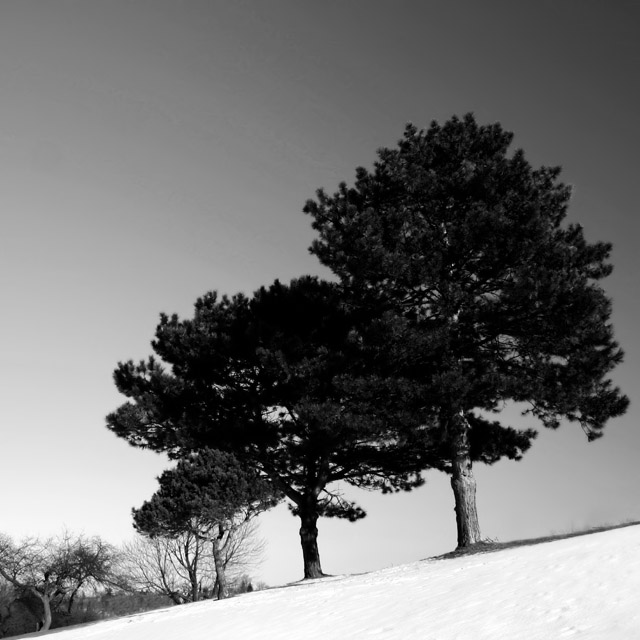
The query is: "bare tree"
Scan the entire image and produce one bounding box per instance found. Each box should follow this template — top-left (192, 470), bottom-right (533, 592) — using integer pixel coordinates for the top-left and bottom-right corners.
top-left (203, 518), bottom-right (266, 600)
top-left (55, 531), bottom-right (116, 614)
top-left (0, 532), bottom-right (117, 634)
top-left (221, 520), bottom-right (265, 578)
top-left (118, 521), bottom-right (264, 604)
top-left (118, 532), bottom-right (213, 604)
top-left (0, 534), bottom-right (61, 632)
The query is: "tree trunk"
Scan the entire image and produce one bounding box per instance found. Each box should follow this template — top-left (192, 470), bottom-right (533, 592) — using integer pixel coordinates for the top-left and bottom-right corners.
top-left (32, 591), bottom-right (52, 633)
top-left (187, 563), bottom-right (199, 602)
top-left (298, 501), bottom-right (325, 579)
top-left (0, 568), bottom-right (53, 634)
top-left (450, 410), bottom-right (482, 548)
top-left (211, 526), bottom-right (228, 600)
top-left (67, 585), bottom-right (81, 614)
top-left (190, 576), bottom-right (199, 603)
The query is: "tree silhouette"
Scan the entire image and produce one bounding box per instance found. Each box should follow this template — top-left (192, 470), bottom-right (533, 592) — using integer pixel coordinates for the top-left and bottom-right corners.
top-left (304, 114), bottom-right (629, 547)
top-left (132, 449), bottom-right (276, 599)
top-left (107, 276), bottom-right (437, 577)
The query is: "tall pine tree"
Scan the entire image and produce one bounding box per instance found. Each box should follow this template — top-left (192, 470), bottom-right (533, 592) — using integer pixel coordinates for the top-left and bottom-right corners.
top-left (304, 114), bottom-right (629, 547)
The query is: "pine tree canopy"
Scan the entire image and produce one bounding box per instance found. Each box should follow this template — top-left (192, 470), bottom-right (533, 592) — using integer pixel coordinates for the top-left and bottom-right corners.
top-left (303, 113), bottom-right (628, 444)
top-left (132, 449), bottom-right (278, 539)
top-left (107, 276), bottom-right (439, 525)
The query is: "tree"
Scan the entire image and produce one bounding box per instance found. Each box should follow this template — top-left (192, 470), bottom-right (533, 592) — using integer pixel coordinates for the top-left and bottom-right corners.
top-left (54, 532), bottom-right (116, 615)
top-left (107, 276), bottom-right (436, 578)
top-left (118, 532), bottom-right (214, 604)
top-left (0, 533), bottom-right (116, 633)
top-left (118, 522), bottom-right (264, 605)
top-left (303, 114), bottom-right (629, 548)
top-left (132, 449), bottom-right (275, 599)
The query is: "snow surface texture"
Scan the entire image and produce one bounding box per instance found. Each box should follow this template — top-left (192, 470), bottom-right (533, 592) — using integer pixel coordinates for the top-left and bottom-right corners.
top-left (30, 525), bottom-right (640, 639)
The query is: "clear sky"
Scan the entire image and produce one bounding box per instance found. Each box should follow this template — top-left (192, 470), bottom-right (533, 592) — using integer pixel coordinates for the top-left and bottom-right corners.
top-left (1, 0), bottom-right (638, 587)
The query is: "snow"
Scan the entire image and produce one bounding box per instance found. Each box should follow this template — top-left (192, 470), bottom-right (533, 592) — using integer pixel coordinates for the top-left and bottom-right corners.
top-left (33, 525), bottom-right (640, 639)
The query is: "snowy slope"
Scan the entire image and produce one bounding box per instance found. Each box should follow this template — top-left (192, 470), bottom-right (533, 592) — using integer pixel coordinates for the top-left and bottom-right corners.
top-left (30, 525), bottom-right (640, 640)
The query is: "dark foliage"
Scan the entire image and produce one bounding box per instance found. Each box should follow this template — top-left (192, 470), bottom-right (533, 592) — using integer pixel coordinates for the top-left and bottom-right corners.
top-left (132, 449), bottom-right (278, 538)
top-left (132, 449), bottom-right (276, 600)
top-left (304, 113), bottom-right (628, 545)
top-left (107, 276), bottom-right (438, 577)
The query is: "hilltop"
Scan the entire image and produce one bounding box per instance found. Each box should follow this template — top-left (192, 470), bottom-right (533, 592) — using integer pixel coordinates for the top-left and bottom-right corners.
top-left (16, 523), bottom-right (640, 639)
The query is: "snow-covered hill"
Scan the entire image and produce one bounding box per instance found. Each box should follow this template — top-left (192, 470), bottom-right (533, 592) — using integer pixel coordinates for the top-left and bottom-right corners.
top-left (26, 525), bottom-right (640, 639)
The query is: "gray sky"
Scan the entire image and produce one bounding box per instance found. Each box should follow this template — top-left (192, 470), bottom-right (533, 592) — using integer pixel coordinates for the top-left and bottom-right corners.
top-left (1, 0), bottom-right (638, 586)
